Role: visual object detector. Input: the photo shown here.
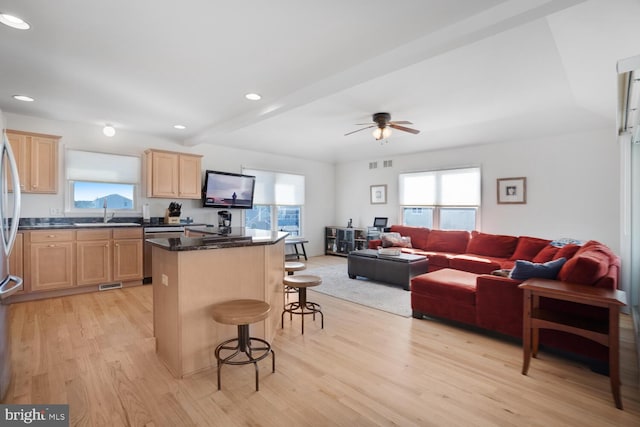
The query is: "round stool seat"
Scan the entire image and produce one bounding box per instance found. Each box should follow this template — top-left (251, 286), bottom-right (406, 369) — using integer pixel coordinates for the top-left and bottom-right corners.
top-left (212, 299), bottom-right (271, 325)
top-left (281, 275), bottom-right (323, 334)
top-left (284, 261), bottom-right (306, 273)
top-left (283, 274), bottom-right (322, 288)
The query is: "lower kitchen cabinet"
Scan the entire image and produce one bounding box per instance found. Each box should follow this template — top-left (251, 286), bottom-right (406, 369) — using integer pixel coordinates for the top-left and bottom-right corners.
top-left (76, 229), bottom-right (112, 286)
top-left (113, 228), bottom-right (143, 281)
top-left (29, 230), bottom-right (75, 292)
top-left (9, 233), bottom-right (24, 293)
top-left (16, 227), bottom-right (143, 299)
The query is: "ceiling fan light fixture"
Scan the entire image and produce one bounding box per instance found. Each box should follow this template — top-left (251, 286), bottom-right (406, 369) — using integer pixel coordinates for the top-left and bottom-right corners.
top-left (103, 125), bottom-right (116, 137)
top-left (12, 94), bottom-right (34, 102)
top-left (0, 13), bottom-right (30, 30)
top-left (372, 126), bottom-right (392, 140)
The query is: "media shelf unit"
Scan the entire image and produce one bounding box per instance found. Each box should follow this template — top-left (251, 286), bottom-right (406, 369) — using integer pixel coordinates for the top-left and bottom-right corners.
top-left (325, 226), bottom-right (372, 256)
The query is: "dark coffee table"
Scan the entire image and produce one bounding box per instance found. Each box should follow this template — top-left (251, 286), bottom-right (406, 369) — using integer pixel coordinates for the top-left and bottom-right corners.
top-left (347, 249), bottom-right (428, 291)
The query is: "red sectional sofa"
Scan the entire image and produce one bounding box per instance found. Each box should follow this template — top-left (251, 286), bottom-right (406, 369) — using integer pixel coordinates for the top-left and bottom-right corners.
top-left (368, 225), bottom-right (621, 367)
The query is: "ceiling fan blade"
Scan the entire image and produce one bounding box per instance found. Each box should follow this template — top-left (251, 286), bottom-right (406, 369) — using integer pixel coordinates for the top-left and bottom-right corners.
top-left (354, 122), bottom-right (374, 126)
top-left (389, 124), bottom-right (420, 134)
top-left (389, 120), bottom-right (413, 125)
top-left (344, 125), bottom-right (375, 136)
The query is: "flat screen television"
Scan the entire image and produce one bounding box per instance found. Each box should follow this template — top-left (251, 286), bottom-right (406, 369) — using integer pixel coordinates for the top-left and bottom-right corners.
top-left (202, 170), bottom-right (256, 209)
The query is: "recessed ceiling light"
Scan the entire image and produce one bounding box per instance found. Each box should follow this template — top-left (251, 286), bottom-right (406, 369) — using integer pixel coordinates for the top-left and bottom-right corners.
top-left (0, 13), bottom-right (30, 30)
top-left (245, 93), bottom-right (261, 101)
top-left (12, 94), bottom-right (34, 102)
top-left (173, 124), bottom-right (186, 130)
top-left (103, 125), bottom-right (116, 137)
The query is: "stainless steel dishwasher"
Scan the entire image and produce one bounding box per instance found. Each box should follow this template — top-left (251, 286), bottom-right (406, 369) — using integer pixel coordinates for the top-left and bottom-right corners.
top-left (143, 225), bottom-right (185, 283)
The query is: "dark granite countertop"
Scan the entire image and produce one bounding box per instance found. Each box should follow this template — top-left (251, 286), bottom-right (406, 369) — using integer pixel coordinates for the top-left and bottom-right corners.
top-left (146, 228), bottom-right (288, 251)
top-left (17, 216), bottom-right (207, 231)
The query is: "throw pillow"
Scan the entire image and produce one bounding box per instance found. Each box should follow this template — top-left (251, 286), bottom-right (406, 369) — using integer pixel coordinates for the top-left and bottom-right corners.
top-left (558, 249), bottom-right (609, 285)
top-left (509, 258), bottom-right (567, 281)
top-left (509, 236), bottom-right (552, 261)
top-left (532, 245), bottom-right (559, 263)
top-left (467, 231), bottom-right (519, 258)
top-left (553, 244), bottom-right (580, 260)
top-left (380, 232), bottom-right (412, 248)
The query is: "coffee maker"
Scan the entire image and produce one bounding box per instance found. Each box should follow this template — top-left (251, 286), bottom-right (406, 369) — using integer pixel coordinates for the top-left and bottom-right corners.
top-left (218, 210), bottom-right (232, 228)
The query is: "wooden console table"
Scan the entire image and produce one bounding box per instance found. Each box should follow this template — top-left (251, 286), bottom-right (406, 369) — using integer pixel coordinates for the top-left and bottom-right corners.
top-left (519, 279), bottom-right (627, 409)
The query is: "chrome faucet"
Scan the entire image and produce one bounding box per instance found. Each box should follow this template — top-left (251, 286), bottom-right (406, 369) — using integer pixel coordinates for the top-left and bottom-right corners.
top-left (103, 199), bottom-right (108, 223)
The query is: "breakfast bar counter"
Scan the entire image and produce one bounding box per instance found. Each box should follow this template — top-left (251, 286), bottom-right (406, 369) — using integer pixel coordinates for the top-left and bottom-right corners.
top-left (149, 228), bottom-right (287, 378)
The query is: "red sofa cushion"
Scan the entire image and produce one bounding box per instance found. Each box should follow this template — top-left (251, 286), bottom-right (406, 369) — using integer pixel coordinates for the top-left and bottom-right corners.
top-left (466, 231), bottom-right (518, 258)
top-left (558, 249), bottom-right (610, 285)
top-left (425, 230), bottom-right (470, 253)
top-left (414, 251), bottom-right (457, 269)
top-left (449, 254), bottom-right (503, 274)
top-left (509, 236), bottom-right (552, 261)
top-left (390, 225), bottom-right (430, 249)
top-left (532, 245), bottom-right (559, 263)
top-left (553, 244), bottom-right (580, 260)
top-left (411, 269), bottom-right (477, 307)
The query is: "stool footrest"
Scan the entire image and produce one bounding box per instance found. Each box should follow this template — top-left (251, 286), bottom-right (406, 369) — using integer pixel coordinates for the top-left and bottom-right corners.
top-left (214, 324), bottom-right (275, 391)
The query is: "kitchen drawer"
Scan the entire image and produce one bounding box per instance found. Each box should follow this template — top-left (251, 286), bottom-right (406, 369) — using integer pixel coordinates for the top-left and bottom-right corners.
top-left (76, 229), bottom-right (111, 240)
top-left (114, 228), bottom-right (143, 239)
top-left (29, 230), bottom-right (74, 243)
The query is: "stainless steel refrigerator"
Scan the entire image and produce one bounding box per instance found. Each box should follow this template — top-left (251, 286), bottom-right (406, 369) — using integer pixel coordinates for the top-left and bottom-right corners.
top-left (0, 127), bottom-right (23, 402)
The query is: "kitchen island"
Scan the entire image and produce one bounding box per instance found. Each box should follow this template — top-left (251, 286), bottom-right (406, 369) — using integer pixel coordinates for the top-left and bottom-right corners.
top-left (147, 228), bottom-right (287, 378)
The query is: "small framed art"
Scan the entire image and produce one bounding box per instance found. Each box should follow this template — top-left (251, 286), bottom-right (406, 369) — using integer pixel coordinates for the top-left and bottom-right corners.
top-left (497, 177), bottom-right (526, 204)
top-left (370, 184), bottom-right (387, 204)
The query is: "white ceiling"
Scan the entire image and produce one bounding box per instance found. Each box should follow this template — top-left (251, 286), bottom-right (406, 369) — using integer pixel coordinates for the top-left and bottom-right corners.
top-left (1, 0), bottom-right (639, 163)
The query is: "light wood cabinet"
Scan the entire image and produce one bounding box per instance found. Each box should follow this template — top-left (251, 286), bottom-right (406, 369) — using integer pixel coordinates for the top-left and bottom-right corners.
top-left (21, 227), bottom-right (143, 297)
top-left (113, 228), bottom-right (143, 281)
top-left (76, 229), bottom-right (111, 286)
top-left (76, 228), bottom-right (143, 285)
top-left (6, 129), bottom-right (60, 193)
top-left (9, 233), bottom-right (24, 293)
top-left (145, 149), bottom-right (202, 199)
top-left (28, 230), bottom-right (75, 292)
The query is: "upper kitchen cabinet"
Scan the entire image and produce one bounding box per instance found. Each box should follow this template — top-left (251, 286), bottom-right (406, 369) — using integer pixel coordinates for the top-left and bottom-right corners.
top-left (6, 129), bottom-right (60, 193)
top-left (145, 149), bottom-right (202, 199)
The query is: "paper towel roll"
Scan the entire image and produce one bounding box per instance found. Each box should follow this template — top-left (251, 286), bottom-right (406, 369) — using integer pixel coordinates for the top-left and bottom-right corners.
top-left (143, 203), bottom-right (150, 222)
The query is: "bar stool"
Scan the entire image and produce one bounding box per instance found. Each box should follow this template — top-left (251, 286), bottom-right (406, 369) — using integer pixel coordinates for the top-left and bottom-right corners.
top-left (282, 275), bottom-right (323, 334)
top-left (284, 261), bottom-right (306, 301)
top-left (211, 299), bottom-right (275, 391)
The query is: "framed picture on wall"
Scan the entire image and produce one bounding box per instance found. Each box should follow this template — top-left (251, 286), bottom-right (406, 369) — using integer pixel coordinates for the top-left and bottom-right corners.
top-left (370, 184), bottom-right (387, 204)
top-left (497, 177), bottom-right (526, 204)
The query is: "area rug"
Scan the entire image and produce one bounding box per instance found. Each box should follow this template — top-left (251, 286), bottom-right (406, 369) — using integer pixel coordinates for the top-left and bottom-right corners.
top-left (303, 264), bottom-right (412, 317)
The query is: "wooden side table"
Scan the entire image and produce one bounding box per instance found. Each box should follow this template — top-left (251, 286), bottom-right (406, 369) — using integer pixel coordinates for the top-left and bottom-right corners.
top-left (519, 279), bottom-right (627, 409)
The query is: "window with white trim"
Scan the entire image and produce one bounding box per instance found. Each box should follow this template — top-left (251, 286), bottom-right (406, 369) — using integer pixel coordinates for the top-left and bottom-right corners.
top-left (399, 167), bottom-right (480, 230)
top-left (243, 168), bottom-right (305, 236)
top-left (65, 149), bottom-right (140, 213)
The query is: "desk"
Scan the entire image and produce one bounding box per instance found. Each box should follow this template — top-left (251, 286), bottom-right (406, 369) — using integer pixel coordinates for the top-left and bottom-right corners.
top-left (285, 237), bottom-right (308, 260)
top-left (519, 279), bottom-right (627, 409)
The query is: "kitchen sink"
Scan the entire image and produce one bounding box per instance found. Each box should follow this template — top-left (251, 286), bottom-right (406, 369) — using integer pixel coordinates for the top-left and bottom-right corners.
top-left (74, 222), bottom-right (141, 227)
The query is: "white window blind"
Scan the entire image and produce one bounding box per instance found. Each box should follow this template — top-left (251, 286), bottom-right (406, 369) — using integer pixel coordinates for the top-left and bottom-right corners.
top-left (66, 149), bottom-right (140, 183)
top-left (243, 168), bottom-right (305, 205)
top-left (399, 167), bottom-right (480, 206)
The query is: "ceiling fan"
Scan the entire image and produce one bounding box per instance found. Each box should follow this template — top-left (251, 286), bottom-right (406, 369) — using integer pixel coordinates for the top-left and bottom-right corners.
top-left (344, 112), bottom-right (420, 140)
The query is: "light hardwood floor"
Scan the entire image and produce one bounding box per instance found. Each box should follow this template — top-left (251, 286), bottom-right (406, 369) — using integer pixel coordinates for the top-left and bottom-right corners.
top-left (4, 255), bottom-right (640, 426)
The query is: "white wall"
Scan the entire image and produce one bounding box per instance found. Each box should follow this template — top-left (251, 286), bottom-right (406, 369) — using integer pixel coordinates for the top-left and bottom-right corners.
top-left (5, 113), bottom-right (336, 257)
top-left (336, 129), bottom-right (621, 251)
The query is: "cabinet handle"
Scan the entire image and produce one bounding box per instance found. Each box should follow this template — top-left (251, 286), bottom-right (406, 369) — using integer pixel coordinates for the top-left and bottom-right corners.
top-left (48, 244), bottom-right (56, 248)
top-left (48, 234), bottom-right (55, 238)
